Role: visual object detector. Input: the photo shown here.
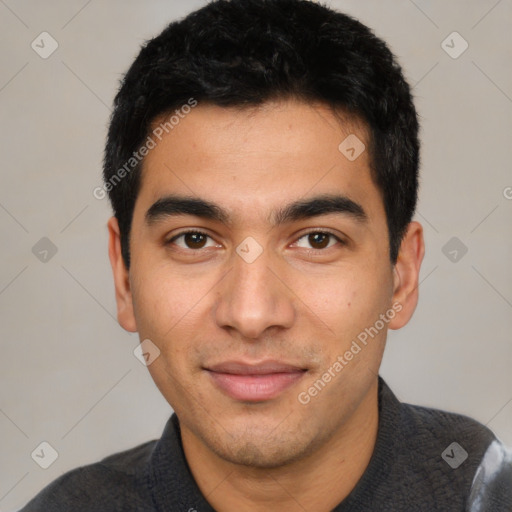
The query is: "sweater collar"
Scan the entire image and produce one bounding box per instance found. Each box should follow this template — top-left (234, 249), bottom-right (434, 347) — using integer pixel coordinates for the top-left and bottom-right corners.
top-left (145, 411), bottom-right (216, 511)
top-left (332, 376), bottom-right (401, 511)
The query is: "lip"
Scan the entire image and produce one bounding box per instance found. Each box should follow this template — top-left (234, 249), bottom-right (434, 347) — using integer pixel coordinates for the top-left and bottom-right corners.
top-left (205, 360), bottom-right (307, 402)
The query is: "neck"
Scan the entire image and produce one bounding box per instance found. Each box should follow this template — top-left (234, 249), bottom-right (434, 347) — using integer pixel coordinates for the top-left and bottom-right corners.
top-left (181, 379), bottom-right (379, 512)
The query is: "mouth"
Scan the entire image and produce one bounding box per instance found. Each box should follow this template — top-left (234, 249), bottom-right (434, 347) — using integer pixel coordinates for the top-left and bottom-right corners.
top-left (204, 360), bottom-right (308, 402)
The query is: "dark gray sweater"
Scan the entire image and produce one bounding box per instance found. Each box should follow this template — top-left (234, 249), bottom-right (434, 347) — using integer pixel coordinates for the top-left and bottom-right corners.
top-left (19, 377), bottom-right (512, 511)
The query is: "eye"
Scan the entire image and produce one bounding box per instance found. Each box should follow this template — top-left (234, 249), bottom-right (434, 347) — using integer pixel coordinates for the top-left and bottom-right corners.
top-left (167, 230), bottom-right (220, 250)
top-left (293, 231), bottom-right (344, 251)
top-left (166, 229), bottom-right (345, 253)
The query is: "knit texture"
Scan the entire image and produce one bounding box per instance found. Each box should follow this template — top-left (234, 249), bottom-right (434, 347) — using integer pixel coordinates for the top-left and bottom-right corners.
top-left (19, 377), bottom-right (508, 511)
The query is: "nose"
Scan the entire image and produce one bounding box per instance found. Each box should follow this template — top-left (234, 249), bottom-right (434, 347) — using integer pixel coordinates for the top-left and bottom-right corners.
top-left (214, 244), bottom-right (295, 340)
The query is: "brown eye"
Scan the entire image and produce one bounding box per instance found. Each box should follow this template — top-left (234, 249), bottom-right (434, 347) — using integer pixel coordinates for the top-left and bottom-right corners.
top-left (308, 232), bottom-right (330, 249)
top-left (295, 231), bottom-right (341, 251)
top-left (167, 231), bottom-right (218, 250)
top-left (184, 232), bottom-right (207, 249)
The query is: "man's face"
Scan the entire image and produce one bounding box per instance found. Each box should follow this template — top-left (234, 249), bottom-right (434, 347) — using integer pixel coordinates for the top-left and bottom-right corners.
top-left (114, 100), bottom-right (408, 467)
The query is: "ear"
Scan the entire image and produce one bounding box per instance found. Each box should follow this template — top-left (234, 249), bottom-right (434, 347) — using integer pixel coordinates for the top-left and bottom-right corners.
top-left (388, 221), bottom-right (425, 330)
top-left (107, 217), bottom-right (137, 333)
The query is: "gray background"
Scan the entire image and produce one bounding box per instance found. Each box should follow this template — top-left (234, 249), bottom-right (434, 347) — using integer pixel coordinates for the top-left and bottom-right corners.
top-left (0, 0), bottom-right (511, 509)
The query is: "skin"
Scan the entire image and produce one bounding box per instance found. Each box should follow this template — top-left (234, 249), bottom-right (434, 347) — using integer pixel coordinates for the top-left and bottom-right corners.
top-left (108, 99), bottom-right (424, 511)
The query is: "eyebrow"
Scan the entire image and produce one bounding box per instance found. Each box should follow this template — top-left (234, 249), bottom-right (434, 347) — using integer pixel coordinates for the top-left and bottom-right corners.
top-left (145, 193), bottom-right (368, 227)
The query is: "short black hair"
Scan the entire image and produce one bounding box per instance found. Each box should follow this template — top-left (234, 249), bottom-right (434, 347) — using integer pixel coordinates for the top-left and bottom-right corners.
top-left (103, 0), bottom-right (419, 268)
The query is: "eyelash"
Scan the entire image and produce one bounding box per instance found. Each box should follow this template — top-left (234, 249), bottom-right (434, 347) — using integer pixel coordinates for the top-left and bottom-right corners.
top-left (165, 229), bottom-right (346, 253)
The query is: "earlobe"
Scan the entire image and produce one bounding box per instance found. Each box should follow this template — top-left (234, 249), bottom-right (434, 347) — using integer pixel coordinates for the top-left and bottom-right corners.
top-left (107, 217), bottom-right (138, 333)
top-left (388, 221), bottom-right (425, 330)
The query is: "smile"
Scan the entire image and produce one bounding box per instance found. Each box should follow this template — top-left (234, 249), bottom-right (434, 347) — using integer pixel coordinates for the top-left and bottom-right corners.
top-left (205, 361), bottom-right (307, 402)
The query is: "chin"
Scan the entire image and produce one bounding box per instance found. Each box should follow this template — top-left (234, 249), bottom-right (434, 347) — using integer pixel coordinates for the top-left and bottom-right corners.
top-left (203, 421), bottom-right (323, 469)
top-left (216, 440), bottom-right (308, 469)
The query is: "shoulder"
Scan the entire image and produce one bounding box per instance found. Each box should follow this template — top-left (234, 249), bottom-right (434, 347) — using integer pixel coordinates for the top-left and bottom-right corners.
top-left (19, 440), bottom-right (157, 512)
top-left (396, 398), bottom-right (503, 507)
top-left (398, 398), bottom-right (496, 453)
top-left (377, 381), bottom-right (502, 508)
top-left (467, 439), bottom-right (512, 511)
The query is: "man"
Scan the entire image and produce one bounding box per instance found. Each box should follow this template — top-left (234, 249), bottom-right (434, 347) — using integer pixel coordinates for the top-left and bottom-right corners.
top-left (21, 0), bottom-right (511, 510)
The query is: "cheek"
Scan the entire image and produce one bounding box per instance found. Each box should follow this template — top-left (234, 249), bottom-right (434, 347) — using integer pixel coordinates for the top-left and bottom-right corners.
top-left (130, 262), bottom-right (204, 350)
top-left (130, 262), bottom-right (229, 379)
top-left (132, 269), bottom-right (205, 406)
top-left (302, 265), bottom-right (393, 343)
top-left (133, 280), bottom-right (179, 335)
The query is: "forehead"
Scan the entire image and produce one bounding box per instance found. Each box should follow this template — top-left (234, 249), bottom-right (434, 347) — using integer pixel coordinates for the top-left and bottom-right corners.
top-left (133, 100), bottom-right (384, 226)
